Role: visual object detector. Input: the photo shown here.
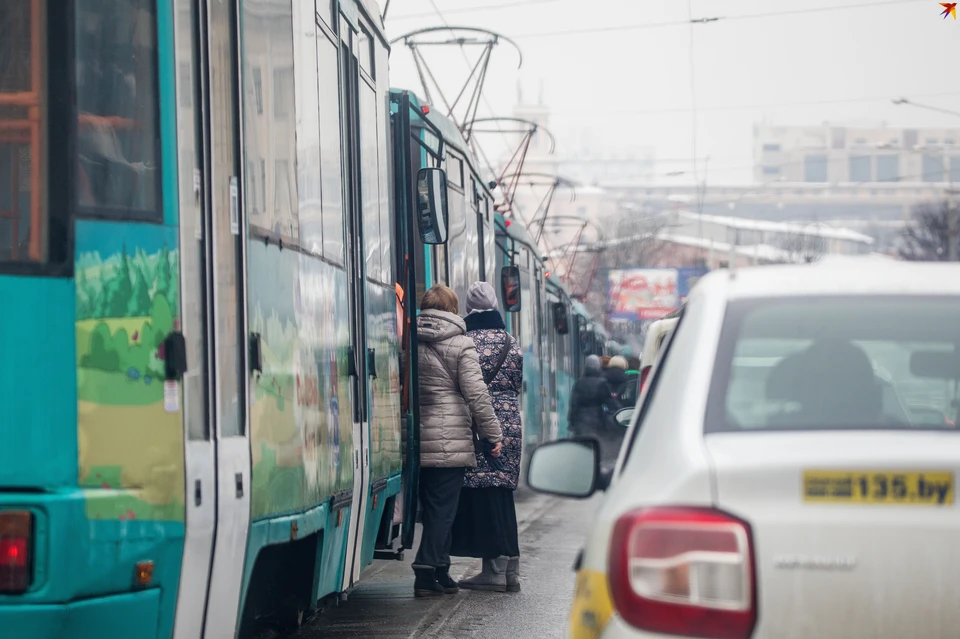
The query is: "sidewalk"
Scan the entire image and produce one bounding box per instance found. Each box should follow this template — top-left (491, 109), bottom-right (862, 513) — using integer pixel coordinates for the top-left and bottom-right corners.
top-left (294, 488), bottom-right (559, 638)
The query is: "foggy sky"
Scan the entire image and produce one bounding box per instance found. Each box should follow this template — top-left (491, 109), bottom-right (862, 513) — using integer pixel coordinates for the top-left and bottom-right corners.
top-left (383, 0), bottom-right (959, 184)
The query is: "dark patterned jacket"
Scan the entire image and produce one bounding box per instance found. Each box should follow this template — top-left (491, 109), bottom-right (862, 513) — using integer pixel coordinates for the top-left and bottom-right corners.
top-left (463, 310), bottom-right (523, 490)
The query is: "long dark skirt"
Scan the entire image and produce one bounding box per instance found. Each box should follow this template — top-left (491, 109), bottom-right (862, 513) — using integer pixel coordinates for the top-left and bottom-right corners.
top-left (449, 487), bottom-right (520, 559)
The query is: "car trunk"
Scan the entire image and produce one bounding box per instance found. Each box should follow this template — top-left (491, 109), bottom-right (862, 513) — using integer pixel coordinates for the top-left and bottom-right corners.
top-left (707, 431), bottom-right (960, 639)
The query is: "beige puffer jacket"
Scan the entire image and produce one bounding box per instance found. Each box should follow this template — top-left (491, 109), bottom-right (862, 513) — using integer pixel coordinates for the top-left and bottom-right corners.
top-left (417, 309), bottom-right (503, 468)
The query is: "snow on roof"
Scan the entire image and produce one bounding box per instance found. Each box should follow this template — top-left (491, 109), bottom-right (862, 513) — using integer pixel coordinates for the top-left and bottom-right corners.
top-left (673, 211), bottom-right (875, 245)
top-left (657, 233), bottom-right (792, 262)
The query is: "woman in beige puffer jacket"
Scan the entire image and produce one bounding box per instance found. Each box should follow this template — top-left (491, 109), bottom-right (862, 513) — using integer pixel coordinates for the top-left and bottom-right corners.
top-left (412, 285), bottom-right (503, 597)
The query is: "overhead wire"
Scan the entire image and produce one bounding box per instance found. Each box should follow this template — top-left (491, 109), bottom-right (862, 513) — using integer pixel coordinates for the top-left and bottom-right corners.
top-left (390, 0), bottom-right (559, 21)
top-left (510, 0), bottom-right (926, 38)
top-left (545, 92), bottom-right (960, 117)
top-left (423, 0), bottom-right (562, 259)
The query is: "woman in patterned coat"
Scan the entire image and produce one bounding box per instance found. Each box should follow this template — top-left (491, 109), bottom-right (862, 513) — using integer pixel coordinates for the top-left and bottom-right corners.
top-left (450, 281), bottom-right (524, 593)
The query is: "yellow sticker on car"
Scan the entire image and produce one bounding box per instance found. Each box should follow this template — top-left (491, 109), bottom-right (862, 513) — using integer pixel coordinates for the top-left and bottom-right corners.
top-left (804, 471), bottom-right (954, 505)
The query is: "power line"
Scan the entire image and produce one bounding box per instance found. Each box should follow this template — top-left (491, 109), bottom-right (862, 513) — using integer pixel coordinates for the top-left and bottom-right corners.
top-left (546, 92), bottom-right (960, 117)
top-left (510, 0), bottom-right (926, 39)
top-left (389, 0), bottom-right (559, 21)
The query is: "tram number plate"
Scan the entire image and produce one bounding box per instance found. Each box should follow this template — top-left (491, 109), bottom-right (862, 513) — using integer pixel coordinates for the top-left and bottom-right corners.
top-left (803, 470), bottom-right (954, 505)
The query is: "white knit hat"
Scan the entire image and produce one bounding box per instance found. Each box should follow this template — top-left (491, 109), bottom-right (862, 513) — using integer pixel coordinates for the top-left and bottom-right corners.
top-left (465, 281), bottom-right (498, 314)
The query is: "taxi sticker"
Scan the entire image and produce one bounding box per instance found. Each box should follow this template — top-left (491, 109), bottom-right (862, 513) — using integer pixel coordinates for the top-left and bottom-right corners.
top-left (803, 471), bottom-right (954, 505)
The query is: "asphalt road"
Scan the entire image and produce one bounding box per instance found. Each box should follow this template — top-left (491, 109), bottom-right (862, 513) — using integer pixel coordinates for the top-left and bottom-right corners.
top-left (293, 490), bottom-right (601, 639)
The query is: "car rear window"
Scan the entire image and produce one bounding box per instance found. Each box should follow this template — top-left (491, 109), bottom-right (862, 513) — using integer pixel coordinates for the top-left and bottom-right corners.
top-left (705, 297), bottom-right (960, 434)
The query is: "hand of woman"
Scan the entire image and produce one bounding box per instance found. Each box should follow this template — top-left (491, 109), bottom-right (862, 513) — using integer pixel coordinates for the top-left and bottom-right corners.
top-left (490, 441), bottom-right (503, 457)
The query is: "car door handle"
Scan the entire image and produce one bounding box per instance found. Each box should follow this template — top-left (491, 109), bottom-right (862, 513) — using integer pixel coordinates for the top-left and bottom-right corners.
top-left (194, 480), bottom-right (202, 507)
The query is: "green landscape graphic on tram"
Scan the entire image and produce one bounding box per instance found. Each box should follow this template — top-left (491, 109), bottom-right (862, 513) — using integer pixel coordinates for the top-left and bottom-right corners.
top-left (74, 221), bottom-right (185, 523)
top-left (246, 242), bottom-right (356, 520)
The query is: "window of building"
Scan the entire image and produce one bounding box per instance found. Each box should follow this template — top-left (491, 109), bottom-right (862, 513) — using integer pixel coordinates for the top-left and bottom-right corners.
top-left (950, 157), bottom-right (960, 183)
top-left (849, 155), bottom-right (871, 182)
top-left (762, 143), bottom-right (781, 152)
top-left (762, 165), bottom-right (780, 175)
top-left (876, 155), bottom-right (899, 182)
top-left (922, 154), bottom-right (946, 182)
top-left (75, 0), bottom-right (162, 221)
top-left (804, 154), bottom-right (828, 182)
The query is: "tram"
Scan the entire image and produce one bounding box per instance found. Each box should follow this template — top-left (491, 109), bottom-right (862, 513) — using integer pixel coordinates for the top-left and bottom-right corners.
top-left (0, 1), bottom-right (604, 638)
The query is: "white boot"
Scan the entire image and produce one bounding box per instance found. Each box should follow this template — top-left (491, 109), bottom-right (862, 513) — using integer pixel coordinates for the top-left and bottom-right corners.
top-left (458, 557), bottom-right (507, 592)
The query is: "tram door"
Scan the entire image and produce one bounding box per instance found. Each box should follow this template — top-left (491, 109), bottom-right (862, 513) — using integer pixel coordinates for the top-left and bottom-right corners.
top-left (174, 1), bottom-right (251, 637)
top-left (338, 14), bottom-right (373, 591)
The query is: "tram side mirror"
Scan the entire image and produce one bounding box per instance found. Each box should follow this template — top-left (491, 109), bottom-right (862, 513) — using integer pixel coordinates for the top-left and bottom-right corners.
top-left (501, 266), bottom-right (522, 312)
top-left (553, 302), bottom-right (569, 335)
top-left (416, 167), bottom-right (448, 245)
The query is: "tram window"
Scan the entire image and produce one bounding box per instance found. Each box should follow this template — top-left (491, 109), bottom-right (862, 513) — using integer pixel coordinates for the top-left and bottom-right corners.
top-left (376, 67), bottom-right (393, 283)
top-left (357, 26), bottom-right (373, 79)
top-left (446, 153), bottom-right (463, 190)
top-left (293, 0), bottom-right (321, 253)
top-left (360, 82), bottom-right (382, 282)
top-left (318, 31), bottom-right (344, 264)
top-left (0, 0), bottom-right (72, 266)
top-left (75, 0), bottom-right (161, 221)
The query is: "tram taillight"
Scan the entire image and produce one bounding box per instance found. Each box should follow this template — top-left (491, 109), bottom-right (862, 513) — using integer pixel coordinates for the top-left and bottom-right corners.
top-left (0, 511), bottom-right (32, 594)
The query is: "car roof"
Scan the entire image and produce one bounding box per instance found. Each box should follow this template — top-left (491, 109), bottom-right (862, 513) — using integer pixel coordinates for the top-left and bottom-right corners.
top-left (697, 261), bottom-right (960, 300)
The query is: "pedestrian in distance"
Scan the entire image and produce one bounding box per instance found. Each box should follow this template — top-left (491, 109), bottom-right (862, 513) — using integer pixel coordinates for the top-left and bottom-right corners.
top-left (413, 285), bottom-right (504, 597)
top-left (450, 281), bottom-right (524, 593)
top-left (568, 355), bottom-right (623, 472)
top-left (605, 355), bottom-right (629, 393)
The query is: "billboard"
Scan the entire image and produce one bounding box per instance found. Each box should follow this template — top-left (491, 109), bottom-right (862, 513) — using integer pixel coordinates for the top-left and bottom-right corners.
top-left (608, 269), bottom-right (679, 321)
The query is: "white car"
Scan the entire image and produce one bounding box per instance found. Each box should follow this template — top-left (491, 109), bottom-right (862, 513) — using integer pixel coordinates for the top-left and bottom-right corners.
top-left (529, 261), bottom-right (960, 639)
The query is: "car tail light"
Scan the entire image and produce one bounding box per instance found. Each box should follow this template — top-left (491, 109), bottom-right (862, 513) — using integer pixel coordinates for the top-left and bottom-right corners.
top-left (0, 511), bottom-right (32, 593)
top-left (639, 366), bottom-right (651, 394)
top-left (609, 507), bottom-right (756, 639)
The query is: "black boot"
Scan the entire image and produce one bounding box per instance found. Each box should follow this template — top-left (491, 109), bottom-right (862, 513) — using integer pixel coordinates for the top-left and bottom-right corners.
top-left (435, 566), bottom-right (459, 594)
top-left (414, 568), bottom-right (444, 598)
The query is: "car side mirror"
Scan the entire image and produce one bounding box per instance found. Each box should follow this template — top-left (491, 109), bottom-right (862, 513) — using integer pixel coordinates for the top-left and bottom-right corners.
top-left (416, 167), bottom-right (448, 245)
top-left (501, 265), bottom-right (521, 312)
top-left (615, 407), bottom-right (634, 428)
top-left (526, 438), bottom-right (600, 498)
